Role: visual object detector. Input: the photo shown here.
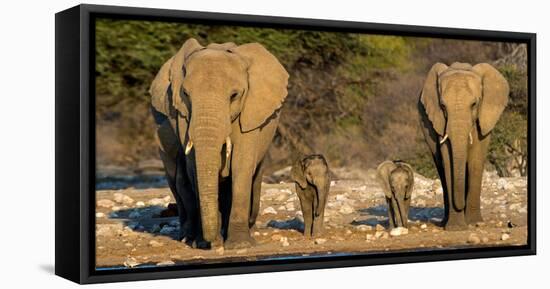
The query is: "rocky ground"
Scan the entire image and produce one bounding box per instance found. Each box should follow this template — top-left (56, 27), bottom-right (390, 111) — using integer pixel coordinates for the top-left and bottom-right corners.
top-left (95, 167), bottom-right (528, 269)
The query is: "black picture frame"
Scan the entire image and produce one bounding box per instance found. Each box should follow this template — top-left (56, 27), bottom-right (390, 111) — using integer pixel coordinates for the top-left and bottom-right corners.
top-left (55, 4), bottom-right (536, 284)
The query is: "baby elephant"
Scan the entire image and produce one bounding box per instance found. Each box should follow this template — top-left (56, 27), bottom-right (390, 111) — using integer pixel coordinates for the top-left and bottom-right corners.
top-left (291, 155), bottom-right (331, 237)
top-left (377, 160), bottom-right (415, 228)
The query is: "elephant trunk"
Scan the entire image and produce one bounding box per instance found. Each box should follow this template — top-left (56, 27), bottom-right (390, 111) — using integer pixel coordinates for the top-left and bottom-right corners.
top-left (449, 123), bottom-right (469, 211)
top-left (390, 195), bottom-right (404, 227)
top-left (194, 144), bottom-right (221, 242)
top-left (313, 179), bottom-right (329, 217)
top-left (189, 102), bottom-right (231, 243)
top-left (396, 194), bottom-right (408, 227)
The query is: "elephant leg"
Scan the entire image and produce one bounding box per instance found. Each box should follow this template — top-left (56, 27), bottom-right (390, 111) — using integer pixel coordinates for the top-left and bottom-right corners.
top-left (158, 145), bottom-right (188, 241)
top-left (312, 209), bottom-right (325, 237)
top-left (174, 159), bottom-right (198, 245)
top-left (441, 142), bottom-right (466, 230)
top-left (465, 133), bottom-right (490, 224)
top-left (219, 177), bottom-right (232, 240)
top-left (225, 157), bottom-right (257, 249)
top-left (431, 152), bottom-right (449, 225)
top-left (249, 160), bottom-right (264, 229)
top-left (402, 198), bottom-right (411, 228)
top-left (386, 198), bottom-right (396, 228)
top-left (299, 192), bottom-right (314, 237)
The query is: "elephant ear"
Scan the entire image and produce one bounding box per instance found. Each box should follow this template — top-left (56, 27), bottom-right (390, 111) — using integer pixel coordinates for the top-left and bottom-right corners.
top-left (420, 63), bottom-right (449, 136)
top-left (231, 43), bottom-right (289, 132)
top-left (150, 57), bottom-right (175, 116)
top-left (400, 162), bottom-right (415, 200)
top-left (472, 63), bottom-right (510, 136)
top-left (150, 38), bottom-right (204, 119)
top-left (291, 158), bottom-right (308, 189)
top-left (377, 161), bottom-right (396, 199)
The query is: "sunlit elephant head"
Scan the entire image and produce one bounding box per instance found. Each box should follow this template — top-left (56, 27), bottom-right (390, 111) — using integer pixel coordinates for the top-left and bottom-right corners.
top-left (150, 38), bottom-right (288, 242)
top-left (420, 62), bottom-right (509, 211)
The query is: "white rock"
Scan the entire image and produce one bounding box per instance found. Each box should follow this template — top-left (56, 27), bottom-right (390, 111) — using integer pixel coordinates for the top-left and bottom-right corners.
top-left (467, 234), bottom-right (481, 244)
top-left (136, 201), bottom-right (145, 207)
top-left (163, 196), bottom-right (172, 202)
top-left (314, 238), bottom-right (327, 245)
top-left (95, 212), bottom-right (105, 218)
top-left (114, 193), bottom-right (134, 205)
top-left (420, 224), bottom-right (428, 230)
top-left (96, 224), bottom-right (121, 237)
top-left (501, 233), bottom-right (511, 241)
top-left (365, 234), bottom-right (374, 241)
top-left (356, 225), bottom-right (373, 232)
top-left (148, 198), bottom-right (166, 206)
top-left (280, 237), bottom-right (290, 247)
top-left (123, 257), bottom-right (140, 268)
top-left (156, 260), bottom-right (175, 266)
top-left (159, 226), bottom-right (175, 234)
top-left (339, 204), bottom-right (354, 214)
top-left (149, 240), bottom-right (164, 247)
top-left (261, 206), bottom-right (277, 215)
top-left (390, 227), bottom-right (409, 237)
top-left (374, 231), bottom-right (385, 238)
top-left (375, 224), bottom-right (385, 231)
top-left (97, 199), bottom-right (115, 208)
top-left (335, 194), bottom-right (348, 201)
top-left (277, 205), bottom-right (286, 211)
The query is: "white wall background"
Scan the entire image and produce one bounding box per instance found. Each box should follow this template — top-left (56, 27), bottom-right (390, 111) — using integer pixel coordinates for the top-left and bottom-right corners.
top-left (0, 0), bottom-right (546, 287)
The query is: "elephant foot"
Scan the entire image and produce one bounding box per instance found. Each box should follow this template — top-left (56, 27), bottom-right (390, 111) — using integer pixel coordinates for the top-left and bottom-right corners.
top-left (465, 211), bottom-right (484, 225)
top-left (444, 223), bottom-right (467, 231)
top-left (194, 239), bottom-right (211, 250)
top-left (444, 215), bottom-right (467, 231)
top-left (225, 233), bottom-right (256, 250)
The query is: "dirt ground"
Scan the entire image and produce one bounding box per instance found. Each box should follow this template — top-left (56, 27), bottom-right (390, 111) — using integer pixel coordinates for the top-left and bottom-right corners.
top-left (95, 168), bottom-right (528, 269)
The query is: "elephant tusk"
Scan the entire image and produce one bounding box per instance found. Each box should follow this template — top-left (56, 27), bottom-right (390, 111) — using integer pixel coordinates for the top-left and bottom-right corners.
top-left (185, 140), bottom-right (193, 155)
top-left (225, 136), bottom-right (232, 160)
top-left (439, 134), bottom-right (449, 144)
top-left (469, 131), bottom-right (473, 145)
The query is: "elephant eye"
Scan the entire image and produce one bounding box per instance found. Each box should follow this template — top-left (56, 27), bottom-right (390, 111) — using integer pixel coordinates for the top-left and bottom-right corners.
top-left (440, 103), bottom-right (446, 112)
top-left (230, 91), bottom-right (239, 101)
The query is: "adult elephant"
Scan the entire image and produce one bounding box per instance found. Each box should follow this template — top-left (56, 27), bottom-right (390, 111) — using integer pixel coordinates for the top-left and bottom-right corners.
top-left (150, 38), bottom-right (289, 249)
top-left (418, 62), bottom-right (508, 230)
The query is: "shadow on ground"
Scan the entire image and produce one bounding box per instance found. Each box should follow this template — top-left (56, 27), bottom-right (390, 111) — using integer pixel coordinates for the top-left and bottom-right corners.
top-left (109, 205), bottom-right (181, 240)
top-left (350, 204), bottom-right (445, 227)
top-left (267, 217), bottom-right (305, 233)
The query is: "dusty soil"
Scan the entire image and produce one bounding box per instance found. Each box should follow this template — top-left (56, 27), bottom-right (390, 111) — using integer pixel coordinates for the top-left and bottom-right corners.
top-left (95, 168), bottom-right (528, 269)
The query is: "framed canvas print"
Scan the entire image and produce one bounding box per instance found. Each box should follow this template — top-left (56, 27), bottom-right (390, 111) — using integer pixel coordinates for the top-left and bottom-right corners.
top-left (55, 4), bottom-right (536, 284)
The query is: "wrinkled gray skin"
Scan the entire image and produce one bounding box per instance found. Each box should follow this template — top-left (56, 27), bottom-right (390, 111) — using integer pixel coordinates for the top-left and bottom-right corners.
top-left (291, 155), bottom-right (331, 237)
top-left (150, 39), bottom-right (289, 249)
top-left (377, 160), bottom-right (414, 228)
top-left (418, 62), bottom-right (509, 230)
